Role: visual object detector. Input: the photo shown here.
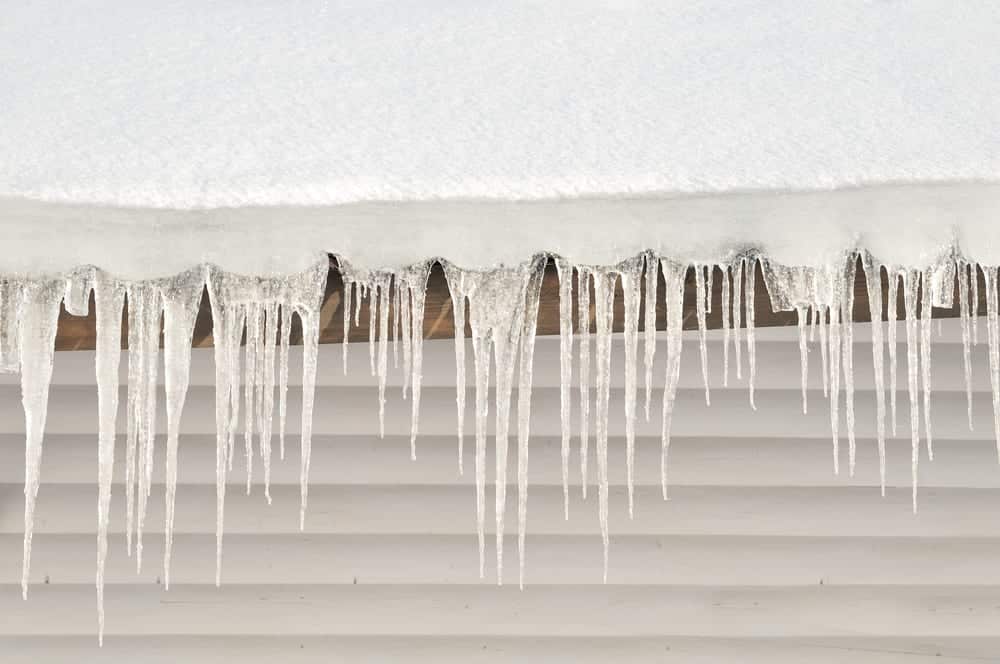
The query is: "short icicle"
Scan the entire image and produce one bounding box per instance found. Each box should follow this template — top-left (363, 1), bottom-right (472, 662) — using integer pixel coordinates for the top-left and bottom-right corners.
top-left (694, 264), bottom-right (711, 406)
top-left (796, 306), bottom-right (809, 414)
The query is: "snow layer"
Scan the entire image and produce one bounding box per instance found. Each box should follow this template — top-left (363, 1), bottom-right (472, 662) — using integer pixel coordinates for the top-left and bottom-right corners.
top-left (3, 1), bottom-right (1000, 209)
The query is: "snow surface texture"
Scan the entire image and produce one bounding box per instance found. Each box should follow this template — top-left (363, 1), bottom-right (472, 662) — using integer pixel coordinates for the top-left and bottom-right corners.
top-left (2, 1), bottom-right (1000, 207)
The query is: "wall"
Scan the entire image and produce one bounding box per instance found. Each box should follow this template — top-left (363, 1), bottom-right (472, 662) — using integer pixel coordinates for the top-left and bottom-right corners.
top-left (0, 321), bottom-right (997, 661)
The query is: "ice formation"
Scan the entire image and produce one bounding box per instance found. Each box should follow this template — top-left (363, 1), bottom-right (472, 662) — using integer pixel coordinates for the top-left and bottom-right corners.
top-left (2, 245), bottom-right (997, 642)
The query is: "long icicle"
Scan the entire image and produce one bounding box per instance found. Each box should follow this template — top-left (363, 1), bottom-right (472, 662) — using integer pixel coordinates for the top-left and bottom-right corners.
top-left (643, 253), bottom-right (658, 419)
top-left (887, 269), bottom-right (899, 436)
top-left (862, 255), bottom-right (887, 495)
top-left (161, 268), bottom-right (204, 590)
top-left (902, 269), bottom-right (921, 512)
top-left (842, 255), bottom-right (857, 475)
top-left (577, 266), bottom-right (592, 498)
top-left (19, 278), bottom-right (64, 600)
top-left (621, 258), bottom-right (642, 518)
top-left (659, 259), bottom-right (685, 499)
top-left (448, 268), bottom-right (468, 475)
top-left (694, 264), bottom-right (711, 406)
top-left (403, 264), bottom-right (430, 460)
top-left (985, 266), bottom-right (1000, 462)
top-left (919, 269), bottom-right (934, 461)
top-left (555, 258), bottom-right (573, 518)
top-left (517, 260), bottom-right (544, 588)
top-left (593, 269), bottom-right (617, 582)
top-left (958, 260), bottom-right (974, 430)
top-left (93, 272), bottom-right (124, 644)
top-left (745, 256), bottom-right (758, 409)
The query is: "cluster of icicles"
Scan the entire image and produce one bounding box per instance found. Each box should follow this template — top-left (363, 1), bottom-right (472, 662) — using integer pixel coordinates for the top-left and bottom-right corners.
top-left (1, 248), bottom-right (996, 642)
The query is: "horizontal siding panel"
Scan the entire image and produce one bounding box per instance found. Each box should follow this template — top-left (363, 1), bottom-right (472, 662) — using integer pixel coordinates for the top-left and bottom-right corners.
top-left (5, 433), bottom-right (998, 489)
top-left (7, 484), bottom-right (1000, 537)
top-left (8, 534), bottom-right (1000, 587)
top-left (4, 584), bottom-right (1000, 637)
top-left (1, 635), bottom-right (998, 664)
top-left (0, 384), bottom-right (993, 441)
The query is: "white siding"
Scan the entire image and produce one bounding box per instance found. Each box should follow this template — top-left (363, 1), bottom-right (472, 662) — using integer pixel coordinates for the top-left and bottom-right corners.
top-left (1, 321), bottom-right (999, 661)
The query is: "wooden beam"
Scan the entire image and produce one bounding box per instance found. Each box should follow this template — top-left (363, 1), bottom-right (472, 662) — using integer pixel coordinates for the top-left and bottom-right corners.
top-left (51, 257), bottom-right (980, 351)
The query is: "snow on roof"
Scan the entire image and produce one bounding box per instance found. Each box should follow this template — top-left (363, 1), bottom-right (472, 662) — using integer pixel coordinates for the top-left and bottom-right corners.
top-left (1, 1), bottom-right (999, 274)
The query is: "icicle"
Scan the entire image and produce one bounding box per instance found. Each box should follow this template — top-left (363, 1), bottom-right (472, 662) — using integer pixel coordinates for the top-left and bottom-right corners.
top-left (592, 269), bottom-right (617, 581)
top-left (243, 302), bottom-right (261, 494)
top-left (400, 279), bottom-right (412, 399)
top-left (984, 266), bottom-right (1000, 462)
top-left (260, 301), bottom-right (279, 502)
top-left (829, 293), bottom-right (842, 476)
top-left (446, 259), bottom-right (543, 583)
top-left (0, 280), bottom-right (23, 373)
top-left (577, 266), bottom-right (592, 497)
top-left (126, 282), bottom-right (162, 573)
top-left (659, 259), bottom-right (686, 499)
top-left (392, 279), bottom-right (400, 369)
top-left (621, 258), bottom-right (642, 518)
top-left (972, 263), bottom-right (980, 346)
top-left (367, 282), bottom-right (377, 376)
top-left (810, 304), bottom-right (818, 343)
top-left (402, 264), bottom-right (430, 459)
top-left (733, 258), bottom-right (743, 380)
top-left (919, 269), bottom-right (933, 461)
top-left (293, 263), bottom-right (328, 530)
top-left (862, 256), bottom-right (887, 496)
top-left (902, 269), bottom-right (921, 512)
top-left (517, 262), bottom-right (544, 589)
top-left (745, 256), bottom-right (758, 409)
top-left (19, 277), bottom-right (63, 600)
top-left (958, 260), bottom-right (974, 430)
top-left (375, 275), bottom-right (391, 439)
top-left (842, 256), bottom-right (857, 476)
top-left (643, 253), bottom-right (658, 419)
top-left (342, 279), bottom-right (352, 374)
top-left (555, 258), bottom-right (573, 518)
top-left (448, 268), bottom-right (467, 475)
top-left (92, 272), bottom-right (124, 644)
top-left (278, 304), bottom-right (291, 461)
top-left (160, 268), bottom-right (204, 590)
top-left (721, 265), bottom-right (731, 387)
top-left (796, 306), bottom-right (809, 414)
top-left (886, 270), bottom-right (899, 436)
top-left (694, 264), bottom-right (711, 406)
top-left (207, 257), bottom-right (328, 581)
top-left (819, 306), bottom-right (829, 398)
